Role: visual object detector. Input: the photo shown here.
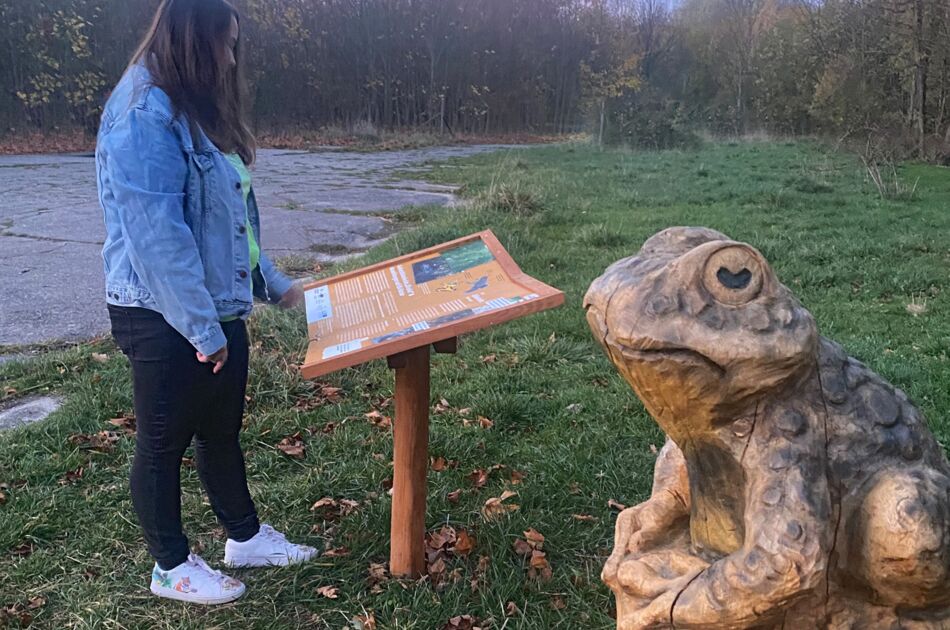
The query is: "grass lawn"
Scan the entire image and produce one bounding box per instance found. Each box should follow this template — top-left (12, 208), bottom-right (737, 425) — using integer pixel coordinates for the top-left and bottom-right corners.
top-left (1, 140), bottom-right (948, 629)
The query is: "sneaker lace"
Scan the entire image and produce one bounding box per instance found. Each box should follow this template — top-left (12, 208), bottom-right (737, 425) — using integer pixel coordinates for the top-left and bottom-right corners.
top-left (187, 553), bottom-right (232, 586)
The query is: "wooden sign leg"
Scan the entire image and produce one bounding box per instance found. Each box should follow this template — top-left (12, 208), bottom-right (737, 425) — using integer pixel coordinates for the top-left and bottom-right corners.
top-left (387, 345), bottom-right (431, 577)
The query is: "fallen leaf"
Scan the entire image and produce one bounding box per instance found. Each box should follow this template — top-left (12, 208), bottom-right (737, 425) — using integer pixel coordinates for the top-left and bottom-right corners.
top-left (510, 470), bottom-right (525, 485)
top-left (513, 538), bottom-right (533, 556)
top-left (528, 549), bottom-right (552, 581)
top-left (320, 385), bottom-right (343, 402)
top-left (310, 497), bottom-right (337, 512)
top-left (60, 466), bottom-right (85, 485)
top-left (364, 410), bottom-right (392, 429)
top-left (453, 530), bottom-right (475, 556)
top-left (572, 514), bottom-right (597, 522)
top-left (431, 456), bottom-right (457, 471)
top-left (434, 398), bottom-right (452, 414)
top-left (315, 585), bottom-right (339, 599)
top-left (68, 431), bottom-right (120, 452)
top-left (608, 499), bottom-right (627, 511)
top-left (446, 489), bottom-right (462, 503)
top-left (276, 433), bottom-right (306, 458)
top-left (323, 546), bottom-right (351, 557)
top-left (11, 542), bottom-right (34, 557)
top-left (550, 595), bottom-right (567, 610)
top-left (477, 416), bottom-right (494, 429)
top-left (107, 414), bottom-right (136, 435)
top-left (480, 354), bottom-right (497, 363)
top-left (505, 601), bottom-right (520, 616)
top-left (457, 407), bottom-right (472, 416)
top-left (481, 490), bottom-right (519, 521)
top-left (467, 468), bottom-right (489, 489)
top-left (367, 562), bottom-right (389, 593)
top-left (351, 612), bottom-right (376, 630)
top-left (442, 615), bottom-right (482, 630)
top-left (428, 555), bottom-right (446, 578)
top-left (91, 353), bottom-right (109, 363)
top-left (26, 596), bottom-right (45, 611)
top-left (524, 528), bottom-right (545, 547)
top-left (649, 443), bottom-right (658, 454)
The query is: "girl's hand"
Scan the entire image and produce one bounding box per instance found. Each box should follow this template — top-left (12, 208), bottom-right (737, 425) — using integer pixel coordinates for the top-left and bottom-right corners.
top-left (197, 345), bottom-right (228, 374)
top-left (278, 282), bottom-right (304, 310)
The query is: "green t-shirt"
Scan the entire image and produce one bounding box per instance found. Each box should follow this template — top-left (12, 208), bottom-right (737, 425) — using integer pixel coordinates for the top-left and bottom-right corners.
top-left (222, 153), bottom-right (260, 321)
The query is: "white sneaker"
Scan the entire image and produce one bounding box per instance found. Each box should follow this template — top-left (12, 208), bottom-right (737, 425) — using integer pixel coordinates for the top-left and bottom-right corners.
top-left (223, 524), bottom-right (320, 568)
top-left (150, 554), bottom-right (246, 605)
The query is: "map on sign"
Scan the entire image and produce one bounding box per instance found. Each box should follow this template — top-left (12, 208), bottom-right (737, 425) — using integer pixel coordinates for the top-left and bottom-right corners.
top-left (300, 231), bottom-right (563, 378)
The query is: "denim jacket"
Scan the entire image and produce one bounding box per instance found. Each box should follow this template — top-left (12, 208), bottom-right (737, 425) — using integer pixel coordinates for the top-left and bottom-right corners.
top-left (96, 64), bottom-right (292, 356)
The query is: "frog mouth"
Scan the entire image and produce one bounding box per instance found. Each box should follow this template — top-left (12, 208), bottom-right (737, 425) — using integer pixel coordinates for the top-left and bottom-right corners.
top-left (616, 342), bottom-right (725, 375)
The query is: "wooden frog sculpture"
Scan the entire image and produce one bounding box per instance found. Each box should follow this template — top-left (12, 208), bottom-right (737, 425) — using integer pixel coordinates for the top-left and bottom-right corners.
top-left (584, 227), bottom-right (950, 629)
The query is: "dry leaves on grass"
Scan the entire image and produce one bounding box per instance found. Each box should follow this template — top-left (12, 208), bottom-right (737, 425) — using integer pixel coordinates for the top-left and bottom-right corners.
top-left (572, 514), bottom-right (597, 522)
top-left (505, 601), bottom-right (520, 616)
top-left (442, 615), bottom-right (483, 630)
top-left (550, 595), bottom-right (567, 610)
top-left (276, 433), bottom-right (306, 458)
top-left (461, 415), bottom-right (494, 429)
top-left (467, 468), bottom-right (489, 489)
top-left (364, 410), bottom-right (392, 430)
top-left (323, 546), bottom-right (351, 558)
top-left (481, 490), bottom-right (519, 521)
top-left (513, 528), bottom-right (552, 581)
top-left (367, 562), bottom-right (389, 594)
top-left (608, 499), bottom-right (627, 511)
top-left (91, 353), bottom-right (110, 363)
top-left (293, 384), bottom-right (344, 411)
top-left (425, 526), bottom-right (477, 586)
top-left (310, 497), bottom-right (360, 520)
top-left (350, 612), bottom-right (376, 630)
top-left (68, 431), bottom-right (120, 452)
top-left (430, 456), bottom-right (458, 472)
top-left (315, 585), bottom-right (339, 599)
top-left (107, 414), bottom-right (136, 436)
top-left (11, 542), bottom-right (34, 558)
top-left (446, 489), bottom-right (462, 504)
top-left (466, 464), bottom-right (508, 490)
top-left (60, 466), bottom-right (85, 485)
top-left (480, 354), bottom-right (497, 364)
top-left (1, 596), bottom-right (46, 627)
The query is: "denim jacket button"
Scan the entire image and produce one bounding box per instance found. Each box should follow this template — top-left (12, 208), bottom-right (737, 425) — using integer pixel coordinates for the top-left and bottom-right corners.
top-left (238, 225), bottom-right (246, 234)
top-left (235, 182), bottom-right (241, 190)
top-left (238, 270), bottom-right (248, 279)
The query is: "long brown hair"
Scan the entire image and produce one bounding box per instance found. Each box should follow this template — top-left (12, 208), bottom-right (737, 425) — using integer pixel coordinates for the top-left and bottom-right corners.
top-left (131, 0), bottom-right (255, 164)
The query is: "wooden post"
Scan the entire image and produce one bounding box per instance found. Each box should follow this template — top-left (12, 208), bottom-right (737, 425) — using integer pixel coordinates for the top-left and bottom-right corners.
top-left (387, 345), bottom-right (431, 577)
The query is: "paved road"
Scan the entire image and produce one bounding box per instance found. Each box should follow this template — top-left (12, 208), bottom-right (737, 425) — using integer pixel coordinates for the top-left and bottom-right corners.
top-left (0, 145), bottom-right (513, 347)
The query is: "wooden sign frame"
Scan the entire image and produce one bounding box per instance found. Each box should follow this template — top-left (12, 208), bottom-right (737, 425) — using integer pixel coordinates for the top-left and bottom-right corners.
top-left (299, 230), bottom-right (565, 379)
top-left (298, 230), bottom-right (564, 577)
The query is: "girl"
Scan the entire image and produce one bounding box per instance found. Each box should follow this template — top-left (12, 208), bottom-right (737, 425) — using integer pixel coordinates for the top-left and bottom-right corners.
top-left (96, 0), bottom-right (316, 605)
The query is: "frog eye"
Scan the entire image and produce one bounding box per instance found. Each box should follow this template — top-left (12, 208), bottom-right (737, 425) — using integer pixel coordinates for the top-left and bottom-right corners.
top-left (702, 245), bottom-right (764, 305)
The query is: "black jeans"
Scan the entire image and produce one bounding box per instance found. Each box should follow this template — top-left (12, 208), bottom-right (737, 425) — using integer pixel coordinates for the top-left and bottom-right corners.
top-left (109, 305), bottom-right (259, 570)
